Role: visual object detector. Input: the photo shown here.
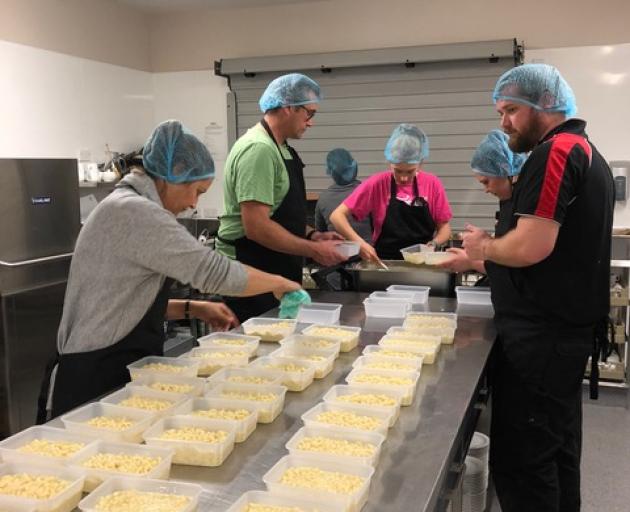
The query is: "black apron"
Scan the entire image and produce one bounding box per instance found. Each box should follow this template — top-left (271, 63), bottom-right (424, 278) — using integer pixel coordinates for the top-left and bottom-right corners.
top-left (37, 278), bottom-right (173, 421)
top-left (374, 175), bottom-right (436, 260)
top-left (221, 119), bottom-right (307, 322)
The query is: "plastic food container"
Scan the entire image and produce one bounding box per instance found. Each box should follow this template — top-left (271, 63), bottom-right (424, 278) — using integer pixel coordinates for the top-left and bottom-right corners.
top-left (297, 302), bottom-right (342, 324)
top-left (0, 461), bottom-right (85, 512)
top-left (280, 334), bottom-right (341, 358)
top-left (78, 476), bottom-right (203, 512)
top-left (69, 440), bottom-right (173, 492)
top-left (196, 332), bottom-right (260, 357)
top-left (206, 367), bottom-right (283, 388)
top-left (0, 426), bottom-right (96, 466)
top-left (345, 368), bottom-right (420, 406)
top-left (249, 356), bottom-right (316, 392)
top-left (364, 343), bottom-right (429, 363)
top-left (205, 382), bottom-right (288, 424)
top-left (127, 356), bottom-right (200, 381)
top-left (423, 252), bottom-right (454, 265)
top-left (322, 384), bottom-right (402, 427)
top-left (352, 353), bottom-right (423, 373)
top-left (335, 241), bottom-right (360, 259)
top-left (373, 339), bottom-right (437, 365)
top-left (142, 415), bottom-right (236, 467)
top-left (400, 243), bottom-right (433, 264)
top-left (455, 286), bottom-right (492, 305)
top-left (126, 373), bottom-right (205, 398)
top-left (363, 297), bottom-right (410, 318)
top-left (179, 347), bottom-right (250, 377)
top-left (403, 312), bottom-right (457, 344)
top-left (286, 425), bottom-right (385, 467)
top-left (171, 396), bottom-right (258, 443)
top-left (386, 284), bottom-right (430, 304)
top-left (241, 317), bottom-right (297, 342)
top-left (404, 311), bottom-right (457, 327)
top-left (301, 324), bottom-right (361, 353)
top-left (263, 455), bottom-right (374, 512)
top-left (301, 402), bottom-right (391, 436)
top-left (226, 490), bottom-right (343, 512)
top-left (61, 402), bottom-right (154, 443)
top-left (269, 345), bottom-right (336, 379)
top-left (100, 386), bottom-right (187, 419)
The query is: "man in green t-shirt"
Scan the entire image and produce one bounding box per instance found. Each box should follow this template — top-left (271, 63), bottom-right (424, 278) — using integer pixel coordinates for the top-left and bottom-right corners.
top-left (217, 73), bottom-right (346, 321)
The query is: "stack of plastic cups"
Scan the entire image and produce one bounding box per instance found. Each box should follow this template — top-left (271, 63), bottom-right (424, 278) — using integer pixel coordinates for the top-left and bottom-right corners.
top-left (468, 432), bottom-right (490, 489)
top-left (463, 456), bottom-right (487, 512)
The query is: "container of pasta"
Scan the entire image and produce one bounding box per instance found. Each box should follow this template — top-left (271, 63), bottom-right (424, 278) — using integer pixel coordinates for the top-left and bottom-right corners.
top-left (197, 332), bottom-right (260, 357)
top-left (69, 440), bottom-right (173, 492)
top-left (241, 317), bottom-right (297, 342)
top-left (126, 373), bottom-right (205, 398)
top-left (352, 353), bottom-right (422, 373)
top-left (61, 403), bottom-right (154, 443)
top-left (143, 415), bottom-right (236, 467)
top-left (301, 402), bottom-right (391, 436)
top-left (77, 476), bottom-right (202, 512)
top-left (269, 345), bottom-right (335, 379)
top-left (402, 312), bottom-right (457, 344)
top-left (262, 455), bottom-right (374, 512)
top-left (127, 356), bottom-right (200, 381)
top-left (377, 334), bottom-right (440, 364)
top-left (249, 356), bottom-right (316, 392)
top-left (172, 397), bottom-right (258, 443)
top-left (0, 461), bottom-right (85, 512)
top-left (322, 384), bottom-right (403, 426)
top-left (179, 347), bottom-right (250, 377)
top-left (301, 324), bottom-right (361, 353)
top-left (225, 490), bottom-right (342, 512)
top-left (0, 426), bottom-right (96, 466)
top-left (286, 425), bottom-right (385, 467)
top-left (279, 334), bottom-right (341, 358)
top-left (100, 386), bottom-right (187, 419)
top-left (206, 367), bottom-right (283, 389)
top-left (345, 368), bottom-right (420, 406)
top-left (205, 382), bottom-right (288, 424)
top-left (363, 344), bottom-right (428, 364)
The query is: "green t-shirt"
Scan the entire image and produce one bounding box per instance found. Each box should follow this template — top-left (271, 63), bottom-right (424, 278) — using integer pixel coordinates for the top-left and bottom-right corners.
top-left (216, 123), bottom-right (292, 259)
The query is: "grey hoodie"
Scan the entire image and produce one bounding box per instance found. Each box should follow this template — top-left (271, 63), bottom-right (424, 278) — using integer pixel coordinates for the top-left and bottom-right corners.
top-left (58, 171), bottom-right (247, 354)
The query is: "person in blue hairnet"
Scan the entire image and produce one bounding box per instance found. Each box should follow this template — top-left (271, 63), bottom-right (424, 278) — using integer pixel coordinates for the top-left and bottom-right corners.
top-left (439, 129), bottom-right (526, 273)
top-left (217, 73), bottom-right (345, 322)
top-left (462, 64), bottom-right (614, 512)
top-left (330, 123), bottom-right (452, 264)
top-left (314, 148), bottom-right (372, 244)
top-left (37, 120), bottom-right (301, 420)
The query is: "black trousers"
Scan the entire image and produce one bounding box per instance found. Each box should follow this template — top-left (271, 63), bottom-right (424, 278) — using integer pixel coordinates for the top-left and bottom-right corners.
top-left (490, 329), bottom-right (591, 512)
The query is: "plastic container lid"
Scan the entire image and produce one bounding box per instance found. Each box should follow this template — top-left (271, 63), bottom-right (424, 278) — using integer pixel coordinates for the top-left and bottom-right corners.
top-left (196, 332), bottom-right (260, 357)
top-left (171, 396), bottom-right (258, 443)
top-left (142, 415), bottom-right (237, 467)
top-left (0, 461), bottom-right (85, 512)
top-left (78, 476), bottom-right (203, 512)
top-left (249, 356), bottom-right (316, 392)
top-left (205, 382), bottom-right (288, 424)
top-left (127, 355), bottom-right (200, 380)
top-left (241, 317), bottom-right (297, 342)
top-left (68, 439), bottom-right (173, 492)
top-left (301, 324), bottom-right (361, 353)
top-left (0, 426), bottom-right (97, 467)
top-left (225, 490), bottom-right (343, 512)
top-left (297, 302), bottom-right (342, 325)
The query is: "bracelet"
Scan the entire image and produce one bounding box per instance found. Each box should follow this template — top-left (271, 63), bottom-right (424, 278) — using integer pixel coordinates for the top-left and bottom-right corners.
top-left (306, 230), bottom-right (318, 240)
top-left (184, 300), bottom-right (191, 320)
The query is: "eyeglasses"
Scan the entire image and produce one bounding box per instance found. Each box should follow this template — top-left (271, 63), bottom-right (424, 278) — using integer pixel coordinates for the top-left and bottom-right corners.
top-left (296, 105), bottom-right (317, 120)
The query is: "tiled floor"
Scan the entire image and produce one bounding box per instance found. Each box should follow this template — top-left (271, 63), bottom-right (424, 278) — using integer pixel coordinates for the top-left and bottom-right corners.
top-left (485, 386), bottom-right (630, 512)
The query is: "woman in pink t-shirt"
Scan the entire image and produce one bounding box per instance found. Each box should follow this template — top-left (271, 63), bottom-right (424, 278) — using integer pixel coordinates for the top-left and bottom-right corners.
top-left (330, 124), bottom-right (452, 263)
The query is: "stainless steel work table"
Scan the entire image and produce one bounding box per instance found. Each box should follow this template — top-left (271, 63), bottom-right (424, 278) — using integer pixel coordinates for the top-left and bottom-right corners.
top-left (55, 291), bottom-right (497, 512)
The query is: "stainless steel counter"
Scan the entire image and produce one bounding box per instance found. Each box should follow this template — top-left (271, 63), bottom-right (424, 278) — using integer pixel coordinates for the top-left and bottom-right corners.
top-left (54, 291), bottom-right (496, 512)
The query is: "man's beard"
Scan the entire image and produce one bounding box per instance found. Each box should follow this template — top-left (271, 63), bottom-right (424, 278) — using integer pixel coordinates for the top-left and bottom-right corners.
top-left (506, 112), bottom-right (545, 153)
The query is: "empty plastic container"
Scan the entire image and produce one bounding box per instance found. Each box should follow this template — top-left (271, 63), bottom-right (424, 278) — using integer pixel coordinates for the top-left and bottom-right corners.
top-left (386, 284), bottom-right (430, 304)
top-left (363, 297), bottom-right (410, 318)
top-left (455, 286), bottom-right (492, 305)
top-left (297, 302), bottom-right (342, 324)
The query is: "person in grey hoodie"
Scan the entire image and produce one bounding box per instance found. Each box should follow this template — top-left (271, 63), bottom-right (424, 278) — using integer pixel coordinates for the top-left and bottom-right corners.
top-left (38, 120), bottom-right (300, 420)
top-left (314, 148), bottom-right (372, 244)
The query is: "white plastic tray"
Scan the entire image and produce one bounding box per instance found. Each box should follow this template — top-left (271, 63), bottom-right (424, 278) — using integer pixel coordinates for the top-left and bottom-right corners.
top-left (142, 415), bottom-right (236, 467)
top-left (78, 476), bottom-right (203, 512)
top-left (345, 367), bottom-right (420, 406)
top-left (0, 461), bottom-right (85, 512)
top-left (196, 332), bottom-right (260, 356)
top-left (301, 402), bottom-right (391, 436)
top-left (241, 317), bottom-right (297, 342)
top-left (205, 382), bottom-right (287, 424)
top-left (127, 355), bottom-right (200, 380)
top-left (297, 302), bottom-right (342, 324)
top-left (171, 396), bottom-right (258, 443)
top-left (249, 356), bottom-right (316, 391)
top-left (69, 439), bottom-right (173, 492)
top-left (301, 324), bottom-right (361, 353)
top-left (322, 384), bottom-right (402, 427)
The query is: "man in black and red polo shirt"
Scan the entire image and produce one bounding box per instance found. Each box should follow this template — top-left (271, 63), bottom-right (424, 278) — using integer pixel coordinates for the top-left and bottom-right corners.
top-left (463, 64), bottom-right (614, 512)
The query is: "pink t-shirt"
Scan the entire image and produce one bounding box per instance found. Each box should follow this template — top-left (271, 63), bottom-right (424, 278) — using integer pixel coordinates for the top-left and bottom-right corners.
top-left (343, 170), bottom-right (452, 242)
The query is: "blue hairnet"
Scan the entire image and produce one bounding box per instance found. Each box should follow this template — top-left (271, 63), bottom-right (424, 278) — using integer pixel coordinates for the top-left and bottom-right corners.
top-left (384, 124), bottom-right (429, 164)
top-left (259, 73), bottom-right (322, 113)
top-left (471, 130), bottom-right (527, 178)
top-left (143, 120), bottom-right (215, 184)
top-left (326, 148), bottom-right (358, 186)
top-left (493, 64), bottom-right (577, 117)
